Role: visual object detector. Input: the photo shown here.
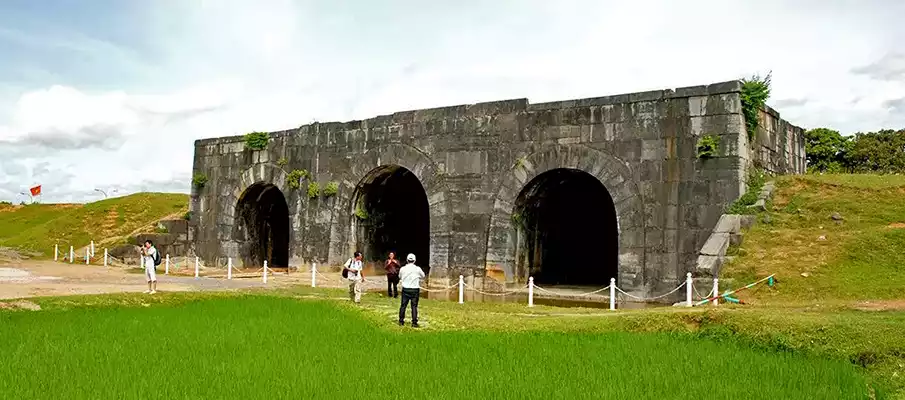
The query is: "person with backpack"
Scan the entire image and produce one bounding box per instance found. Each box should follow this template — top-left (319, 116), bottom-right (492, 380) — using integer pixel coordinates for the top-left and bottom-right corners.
top-left (343, 251), bottom-right (364, 303)
top-left (140, 240), bottom-right (159, 294)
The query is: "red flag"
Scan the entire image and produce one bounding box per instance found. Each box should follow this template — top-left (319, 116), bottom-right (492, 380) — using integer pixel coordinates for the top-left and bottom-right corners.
top-left (29, 185), bottom-right (41, 196)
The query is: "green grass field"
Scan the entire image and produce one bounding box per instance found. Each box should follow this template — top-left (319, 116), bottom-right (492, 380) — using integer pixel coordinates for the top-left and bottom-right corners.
top-left (0, 295), bottom-right (877, 400)
top-left (0, 193), bottom-right (188, 256)
top-left (723, 173), bottom-right (905, 303)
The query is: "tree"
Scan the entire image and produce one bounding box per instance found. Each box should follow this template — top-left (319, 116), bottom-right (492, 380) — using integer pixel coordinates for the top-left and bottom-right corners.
top-left (804, 128), bottom-right (851, 173)
top-left (846, 129), bottom-right (905, 173)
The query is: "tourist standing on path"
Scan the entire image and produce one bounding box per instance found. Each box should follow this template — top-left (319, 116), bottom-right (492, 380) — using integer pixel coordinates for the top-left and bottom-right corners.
top-left (398, 253), bottom-right (425, 328)
top-left (385, 252), bottom-right (400, 298)
top-left (140, 240), bottom-right (158, 294)
top-left (344, 251), bottom-right (365, 303)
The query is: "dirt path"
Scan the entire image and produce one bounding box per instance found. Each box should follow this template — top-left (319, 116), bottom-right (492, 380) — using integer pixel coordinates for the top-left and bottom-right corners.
top-left (0, 258), bottom-right (306, 300)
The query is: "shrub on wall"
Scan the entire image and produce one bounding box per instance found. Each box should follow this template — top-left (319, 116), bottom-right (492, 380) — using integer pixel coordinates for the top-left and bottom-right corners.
top-left (243, 131), bottom-right (270, 150)
top-left (276, 157), bottom-right (288, 167)
top-left (286, 169), bottom-right (309, 190)
top-left (307, 182), bottom-right (320, 199)
top-left (354, 206), bottom-right (368, 220)
top-left (740, 72), bottom-right (772, 142)
top-left (192, 173), bottom-right (208, 189)
top-left (696, 135), bottom-right (720, 159)
top-left (323, 181), bottom-right (339, 197)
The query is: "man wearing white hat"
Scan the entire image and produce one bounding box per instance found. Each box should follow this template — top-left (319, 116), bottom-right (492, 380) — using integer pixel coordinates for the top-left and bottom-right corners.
top-left (398, 253), bottom-right (425, 328)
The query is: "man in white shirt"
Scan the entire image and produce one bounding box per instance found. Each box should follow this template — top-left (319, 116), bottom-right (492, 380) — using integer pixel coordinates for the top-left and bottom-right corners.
top-left (140, 240), bottom-right (158, 294)
top-left (398, 253), bottom-right (425, 327)
top-left (345, 251), bottom-right (365, 303)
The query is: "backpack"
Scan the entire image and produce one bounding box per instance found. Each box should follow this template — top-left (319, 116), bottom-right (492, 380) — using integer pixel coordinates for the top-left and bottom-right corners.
top-left (152, 248), bottom-right (161, 266)
top-left (341, 258), bottom-right (351, 279)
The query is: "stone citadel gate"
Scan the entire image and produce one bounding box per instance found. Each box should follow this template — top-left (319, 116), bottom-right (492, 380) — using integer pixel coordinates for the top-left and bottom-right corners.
top-left (188, 80), bottom-right (804, 298)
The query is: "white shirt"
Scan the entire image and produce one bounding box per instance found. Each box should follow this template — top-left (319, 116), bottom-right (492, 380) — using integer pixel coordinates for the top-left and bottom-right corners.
top-left (144, 246), bottom-right (156, 269)
top-left (346, 259), bottom-right (363, 281)
top-left (399, 263), bottom-right (425, 289)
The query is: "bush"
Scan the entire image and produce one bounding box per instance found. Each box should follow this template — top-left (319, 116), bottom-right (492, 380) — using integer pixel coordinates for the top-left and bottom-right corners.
top-left (192, 173), bottom-right (208, 189)
top-left (354, 206), bottom-right (368, 220)
top-left (740, 72), bottom-right (771, 141)
top-left (286, 169), bottom-right (309, 190)
top-left (244, 131), bottom-right (270, 151)
top-left (697, 135), bottom-right (720, 159)
top-left (182, 211), bottom-right (192, 221)
top-left (276, 157), bottom-right (288, 167)
top-left (307, 182), bottom-right (319, 199)
top-left (323, 182), bottom-right (339, 197)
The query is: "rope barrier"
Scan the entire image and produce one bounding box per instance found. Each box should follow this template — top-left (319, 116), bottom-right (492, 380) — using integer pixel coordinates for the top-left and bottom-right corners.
top-left (531, 284), bottom-right (611, 297)
top-left (462, 283), bottom-right (526, 296)
top-left (615, 281), bottom-right (687, 301)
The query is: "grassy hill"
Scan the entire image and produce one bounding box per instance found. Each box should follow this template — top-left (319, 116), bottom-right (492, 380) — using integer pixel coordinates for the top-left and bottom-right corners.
top-left (724, 173), bottom-right (905, 304)
top-left (0, 193), bottom-right (189, 257)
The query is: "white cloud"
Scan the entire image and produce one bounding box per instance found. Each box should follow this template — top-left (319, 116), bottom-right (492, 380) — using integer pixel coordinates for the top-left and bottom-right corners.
top-left (1, 0), bottom-right (905, 202)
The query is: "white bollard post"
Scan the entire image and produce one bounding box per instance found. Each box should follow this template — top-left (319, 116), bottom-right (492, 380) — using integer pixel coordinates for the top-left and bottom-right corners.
top-left (140, 256), bottom-right (144, 269)
top-left (54, 244), bottom-right (58, 261)
top-left (686, 272), bottom-right (693, 307)
top-left (609, 278), bottom-right (616, 311)
top-left (69, 246), bottom-right (74, 263)
top-left (458, 275), bottom-right (464, 304)
top-left (712, 278), bottom-right (719, 306)
top-left (85, 250), bottom-right (89, 264)
top-left (104, 249), bottom-right (108, 267)
top-left (528, 277), bottom-right (534, 307)
top-left (90, 241), bottom-right (95, 257)
top-left (263, 261), bottom-right (268, 284)
top-left (227, 258), bottom-right (232, 280)
top-left (311, 263), bottom-right (316, 287)
top-left (165, 254), bottom-right (169, 275)
top-left (194, 256), bottom-right (199, 279)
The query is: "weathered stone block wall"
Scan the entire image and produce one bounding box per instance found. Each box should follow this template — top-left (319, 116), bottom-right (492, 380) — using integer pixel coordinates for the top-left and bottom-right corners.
top-left (188, 80), bottom-right (803, 297)
top-left (750, 105), bottom-right (806, 175)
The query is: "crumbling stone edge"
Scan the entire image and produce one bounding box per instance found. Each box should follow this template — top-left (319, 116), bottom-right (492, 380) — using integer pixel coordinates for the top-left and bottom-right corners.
top-left (693, 180), bottom-right (776, 286)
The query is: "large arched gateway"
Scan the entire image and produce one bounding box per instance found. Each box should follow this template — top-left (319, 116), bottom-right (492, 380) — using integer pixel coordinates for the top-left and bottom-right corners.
top-left (234, 182), bottom-right (290, 269)
top-left (349, 165), bottom-right (431, 273)
top-left (513, 168), bottom-right (618, 286)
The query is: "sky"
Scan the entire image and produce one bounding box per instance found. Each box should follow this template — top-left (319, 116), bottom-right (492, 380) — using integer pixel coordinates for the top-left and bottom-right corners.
top-left (1, 0), bottom-right (904, 203)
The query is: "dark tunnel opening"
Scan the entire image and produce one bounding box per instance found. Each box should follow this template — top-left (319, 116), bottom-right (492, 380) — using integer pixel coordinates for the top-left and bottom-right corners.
top-left (514, 168), bottom-right (618, 286)
top-left (236, 183), bottom-right (290, 269)
top-left (353, 166), bottom-right (430, 274)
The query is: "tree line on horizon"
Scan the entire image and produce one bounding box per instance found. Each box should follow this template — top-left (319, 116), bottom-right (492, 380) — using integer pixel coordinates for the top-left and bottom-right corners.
top-left (803, 128), bottom-right (905, 174)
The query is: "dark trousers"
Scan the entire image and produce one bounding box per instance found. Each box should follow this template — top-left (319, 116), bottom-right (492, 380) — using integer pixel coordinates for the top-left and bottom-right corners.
top-left (387, 276), bottom-right (399, 298)
top-left (399, 288), bottom-right (420, 325)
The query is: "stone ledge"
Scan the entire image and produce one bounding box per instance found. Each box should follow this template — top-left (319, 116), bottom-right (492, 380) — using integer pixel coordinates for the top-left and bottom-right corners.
top-left (694, 180), bottom-right (775, 277)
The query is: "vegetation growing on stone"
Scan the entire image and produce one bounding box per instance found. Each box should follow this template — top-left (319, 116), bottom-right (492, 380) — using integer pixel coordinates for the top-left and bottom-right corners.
top-left (696, 135), bottom-right (720, 159)
top-left (306, 182), bottom-right (320, 199)
top-left (354, 206), bottom-right (368, 220)
top-left (740, 72), bottom-right (771, 141)
top-left (276, 157), bottom-right (289, 167)
top-left (191, 173), bottom-right (208, 189)
top-left (243, 131), bottom-right (270, 150)
top-left (726, 168), bottom-right (766, 214)
top-left (286, 169), bottom-right (309, 190)
top-left (323, 181), bottom-right (339, 197)
top-left (182, 211), bottom-right (192, 221)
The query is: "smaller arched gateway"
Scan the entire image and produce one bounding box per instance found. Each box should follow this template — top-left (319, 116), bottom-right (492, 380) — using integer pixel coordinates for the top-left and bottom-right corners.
top-left (348, 165), bottom-right (431, 273)
top-left (513, 168), bottom-right (619, 286)
top-left (234, 182), bottom-right (290, 269)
